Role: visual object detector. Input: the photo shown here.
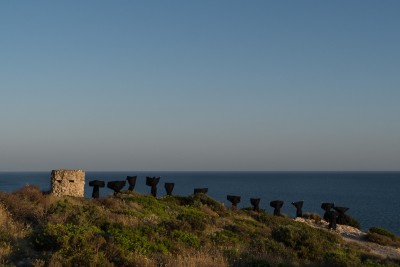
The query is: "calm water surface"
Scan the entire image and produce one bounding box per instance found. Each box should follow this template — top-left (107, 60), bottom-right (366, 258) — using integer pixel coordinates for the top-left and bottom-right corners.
top-left (0, 171), bottom-right (398, 235)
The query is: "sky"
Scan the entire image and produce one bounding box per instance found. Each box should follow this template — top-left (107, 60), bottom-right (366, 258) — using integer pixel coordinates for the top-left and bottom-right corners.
top-left (0, 1), bottom-right (399, 171)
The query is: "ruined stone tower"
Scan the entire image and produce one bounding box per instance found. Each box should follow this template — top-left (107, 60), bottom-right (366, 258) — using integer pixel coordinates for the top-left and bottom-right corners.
top-left (51, 169), bottom-right (85, 197)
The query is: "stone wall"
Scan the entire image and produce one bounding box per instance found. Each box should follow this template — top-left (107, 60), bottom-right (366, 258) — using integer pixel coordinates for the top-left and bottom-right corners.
top-left (51, 169), bottom-right (85, 197)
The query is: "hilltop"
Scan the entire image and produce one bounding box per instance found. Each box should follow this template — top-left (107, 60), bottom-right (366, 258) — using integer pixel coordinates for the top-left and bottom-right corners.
top-left (0, 186), bottom-right (399, 267)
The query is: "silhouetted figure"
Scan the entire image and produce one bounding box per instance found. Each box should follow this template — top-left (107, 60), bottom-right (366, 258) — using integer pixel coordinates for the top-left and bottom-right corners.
top-left (333, 206), bottom-right (349, 225)
top-left (291, 201), bottom-right (304, 218)
top-left (89, 180), bottom-right (105, 199)
top-left (328, 210), bottom-right (338, 230)
top-left (227, 195), bottom-right (241, 208)
top-left (321, 202), bottom-right (335, 222)
top-left (107, 181), bottom-right (126, 196)
top-left (250, 198), bottom-right (260, 212)
top-left (146, 177), bottom-right (160, 197)
top-left (194, 188), bottom-right (208, 194)
top-left (126, 176), bottom-right (137, 191)
top-left (270, 200), bottom-right (284, 216)
top-left (164, 182), bottom-right (175, 196)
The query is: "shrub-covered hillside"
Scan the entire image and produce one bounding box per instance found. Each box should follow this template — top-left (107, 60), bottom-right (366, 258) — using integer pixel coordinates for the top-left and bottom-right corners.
top-left (0, 186), bottom-right (399, 267)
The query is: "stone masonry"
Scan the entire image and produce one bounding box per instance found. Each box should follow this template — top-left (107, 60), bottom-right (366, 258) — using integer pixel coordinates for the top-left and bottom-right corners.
top-left (51, 169), bottom-right (85, 197)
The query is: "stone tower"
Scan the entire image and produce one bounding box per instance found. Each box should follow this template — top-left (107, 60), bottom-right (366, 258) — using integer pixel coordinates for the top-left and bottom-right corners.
top-left (51, 169), bottom-right (85, 197)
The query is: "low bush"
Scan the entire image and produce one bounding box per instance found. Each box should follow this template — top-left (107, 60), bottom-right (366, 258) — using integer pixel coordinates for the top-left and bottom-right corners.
top-left (107, 224), bottom-right (170, 255)
top-left (171, 230), bottom-right (201, 248)
top-left (33, 223), bottom-right (110, 266)
top-left (33, 223), bottom-right (103, 250)
top-left (323, 249), bottom-right (362, 267)
top-left (176, 207), bottom-right (207, 231)
top-left (341, 214), bottom-right (361, 229)
top-left (0, 189), bottom-right (45, 225)
top-left (47, 198), bottom-right (108, 226)
top-left (366, 227), bottom-right (400, 248)
top-left (271, 224), bottom-right (340, 262)
top-left (366, 232), bottom-right (400, 248)
top-left (369, 227), bottom-right (396, 238)
top-left (211, 229), bottom-right (240, 246)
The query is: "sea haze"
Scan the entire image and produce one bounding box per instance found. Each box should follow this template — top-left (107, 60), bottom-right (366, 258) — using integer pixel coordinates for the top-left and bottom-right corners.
top-left (0, 171), bottom-right (398, 235)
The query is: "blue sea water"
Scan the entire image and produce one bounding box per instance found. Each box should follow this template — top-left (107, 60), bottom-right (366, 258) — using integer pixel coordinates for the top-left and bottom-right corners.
top-left (0, 171), bottom-right (398, 235)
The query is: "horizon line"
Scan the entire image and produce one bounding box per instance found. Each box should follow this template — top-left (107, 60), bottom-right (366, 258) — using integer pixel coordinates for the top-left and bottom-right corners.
top-left (1, 170), bottom-right (400, 173)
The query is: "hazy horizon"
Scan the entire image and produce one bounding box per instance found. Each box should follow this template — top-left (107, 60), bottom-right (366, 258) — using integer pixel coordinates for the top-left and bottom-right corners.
top-left (1, 1), bottom-right (399, 171)
top-left (1, 170), bottom-right (400, 173)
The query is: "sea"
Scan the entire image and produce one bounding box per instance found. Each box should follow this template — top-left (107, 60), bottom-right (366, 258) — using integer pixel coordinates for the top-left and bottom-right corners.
top-left (0, 171), bottom-right (398, 235)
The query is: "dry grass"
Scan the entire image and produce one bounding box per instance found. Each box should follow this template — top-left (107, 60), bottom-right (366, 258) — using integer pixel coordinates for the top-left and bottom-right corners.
top-left (163, 250), bottom-right (227, 267)
top-left (0, 243), bottom-right (12, 265)
top-left (0, 186), bottom-right (47, 226)
top-left (0, 202), bottom-right (22, 264)
top-left (0, 205), bottom-right (13, 264)
top-left (367, 232), bottom-right (400, 248)
top-left (96, 196), bottom-right (126, 210)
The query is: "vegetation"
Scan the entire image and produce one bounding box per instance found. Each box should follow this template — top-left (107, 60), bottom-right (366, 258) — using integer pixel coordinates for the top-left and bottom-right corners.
top-left (366, 227), bottom-right (400, 248)
top-left (0, 185), bottom-right (399, 266)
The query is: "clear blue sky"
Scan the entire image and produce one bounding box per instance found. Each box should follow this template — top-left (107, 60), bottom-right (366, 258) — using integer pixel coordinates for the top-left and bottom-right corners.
top-left (1, 1), bottom-right (399, 171)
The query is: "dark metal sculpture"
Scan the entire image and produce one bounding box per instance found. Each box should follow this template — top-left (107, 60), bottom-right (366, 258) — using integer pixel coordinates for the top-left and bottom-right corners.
top-left (333, 206), bottom-right (349, 225)
top-left (89, 180), bottom-right (105, 199)
top-left (164, 182), bottom-right (175, 196)
top-left (126, 176), bottom-right (137, 191)
top-left (107, 181), bottom-right (126, 196)
top-left (146, 177), bottom-right (160, 197)
top-left (227, 195), bottom-right (241, 208)
top-left (291, 201), bottom-right (304, 218)
top-left (250, 198), bottom-right (260, 212)
top-left (270, 200), bottom-right (284, 216)
top-left (321, 202), bottom-right (335, 222)
top-left (328, 211), bottom-right (338, 230)
top-left (194, 188), bottom-right (208, 194)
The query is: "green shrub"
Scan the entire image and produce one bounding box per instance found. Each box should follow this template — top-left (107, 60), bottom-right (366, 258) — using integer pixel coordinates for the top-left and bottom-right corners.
top-left (107, 225), bottom-right (169, 255)
top-left (366, 227), bottom-right (400, 248)
top-left (341, 214), bottom-right (361, 229)
top-left (173, 194), bottom-right (226, 215)
top-left (33, 223), bottom-right (103, 250)
top-left (248, 237), bottom-right (289, 260)
top-left (125, 195), bottom-right (172, 219)
top-left (193, 193), bottom-right (226, 211)
top-left (33, 223), bottom-right (109, 266)
top-left (211, 230), bottom-right (239, 246)
top-left (271, 224), bottom-right (340, 261)
top-left (323, 250), bottom-right (361, 267)
top-left (159, 219), bottom-right (191, 232)
top-left (171, 230), bottom-right (201, 248)
top-left (111, 209), bottom-right (136, 216)
top-left (47, 199), bottom-right (107, 226)
top-left (366, 233), bottom-right (400, 248)
top-left (225, 218), bottom-right (262, 236)
top-left (253, 212), bottom-right (293, 228)
top-left (369, 227), bottom-right (396, 238)
top-left (47, 198), bottom-right (71, 214)
top-left (176, 208), bottom-right (207, 231)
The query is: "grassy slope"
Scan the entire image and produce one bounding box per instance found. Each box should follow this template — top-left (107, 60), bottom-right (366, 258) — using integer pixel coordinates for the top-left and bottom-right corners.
top-left (0, 186), bottom-right (399, 267)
